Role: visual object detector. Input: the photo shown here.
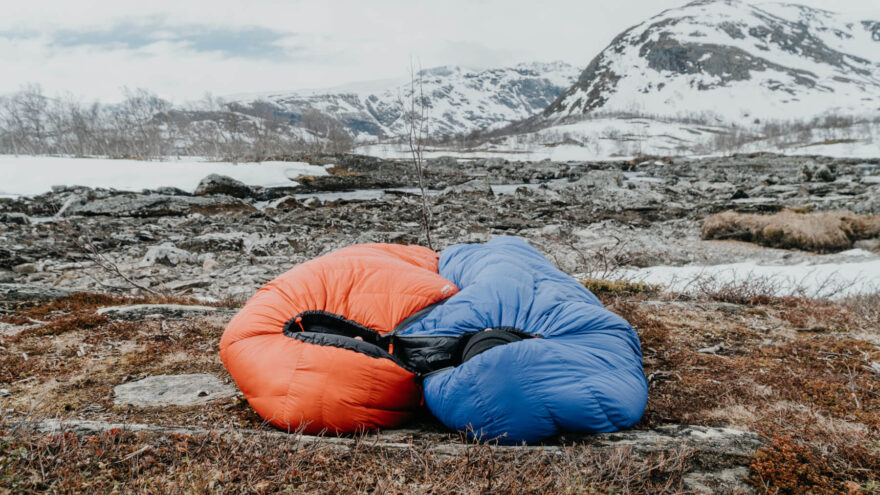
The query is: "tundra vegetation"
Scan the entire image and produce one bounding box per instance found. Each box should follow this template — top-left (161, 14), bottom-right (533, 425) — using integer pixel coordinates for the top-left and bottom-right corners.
top-left (1, 287), bottom-right (878, 492)
top-left (1, 152), bottom-right (879, 492)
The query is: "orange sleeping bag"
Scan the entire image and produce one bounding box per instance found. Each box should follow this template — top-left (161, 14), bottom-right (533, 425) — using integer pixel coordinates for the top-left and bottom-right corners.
top-left (219, 244), bottom-right (458, 434)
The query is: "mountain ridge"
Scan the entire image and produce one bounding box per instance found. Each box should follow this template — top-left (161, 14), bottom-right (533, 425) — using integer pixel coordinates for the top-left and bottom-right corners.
top-left (539, 0), bottom-right (880, 125)
top-left (225, 61), bottom-right (579, 141)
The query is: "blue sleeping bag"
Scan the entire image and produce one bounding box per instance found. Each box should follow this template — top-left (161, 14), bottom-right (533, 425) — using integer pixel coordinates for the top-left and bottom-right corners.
top-left (397, 236), bottom-right (648, 444)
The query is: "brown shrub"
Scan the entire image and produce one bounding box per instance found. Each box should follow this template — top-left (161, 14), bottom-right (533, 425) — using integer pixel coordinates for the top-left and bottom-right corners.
top-left (702, 210), bottom-right (880, 253)
top-left (581, 278), bottom-right (662, 298)
top-left (606, 299), bottom-right (670, 351)
top-left (13, 292), bottom-right (123, 320)
top-left (840, 294), bottom-right (880, 333)
top-left (778, 300), bottom-right (852, 332)
top-left (33, 312), bottom-right (108, 336)
top-left (749, 435), bottom-right (838, 493)
top-left (326, 166), bottom-right (362, 177)
top-left (749, 409), bottom-right (880, 494)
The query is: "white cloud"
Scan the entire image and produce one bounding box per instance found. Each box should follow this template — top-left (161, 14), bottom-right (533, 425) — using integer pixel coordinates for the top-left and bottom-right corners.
top-left (1, 0), bottom-right (877, 102)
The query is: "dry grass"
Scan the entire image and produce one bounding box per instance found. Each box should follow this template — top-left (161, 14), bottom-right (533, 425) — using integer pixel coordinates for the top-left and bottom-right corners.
top-left (326, 166), bottom-right (363, 177)
top-left (0, 418), bottom-right (694, 494)
top-left (702, 210), bottom-right (880, 253)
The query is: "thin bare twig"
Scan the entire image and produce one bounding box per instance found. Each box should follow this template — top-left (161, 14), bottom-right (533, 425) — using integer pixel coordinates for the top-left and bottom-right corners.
top-left (50, 197), bottom-right (164, 296)
top-left (405, 58), bottom-right (433, 250)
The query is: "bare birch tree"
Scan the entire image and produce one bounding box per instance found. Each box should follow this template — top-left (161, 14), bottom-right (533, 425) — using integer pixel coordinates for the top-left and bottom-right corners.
top-left (403, 60), bottom-right (434, 250)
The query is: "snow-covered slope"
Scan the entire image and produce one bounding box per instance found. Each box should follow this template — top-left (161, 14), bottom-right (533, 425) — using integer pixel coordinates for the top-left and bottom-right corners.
top-left (228, 62), bottom-right (579, 140)
top-left (544, 0), bottom-right (880, 124)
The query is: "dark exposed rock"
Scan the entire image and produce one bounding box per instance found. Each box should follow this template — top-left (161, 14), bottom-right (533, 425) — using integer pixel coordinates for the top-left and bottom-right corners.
top-left (0, 212), bottom-right (30, 225)
top-left (815, 164), bottom-right (837, 182)
top-left (0, 247), bottom-right (34, 270)
top-left (295, 173), bottom-right (406, 192)
top-left (70, 194), bottom-right (254, 217)
top-left (164, 279), bottom-right (212, 291)
top-left (149, 186), bottom-right (191, 196)
top-left (0, 283), bottom-right (73, 311)
top-left (178, 233), bottom-right (248, 252)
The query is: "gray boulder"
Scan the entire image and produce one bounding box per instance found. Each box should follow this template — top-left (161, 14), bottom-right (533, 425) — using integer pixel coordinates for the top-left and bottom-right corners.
top-left (141, 243), bottom-right (196, 266)
top-left (12, 263), bottom-right (37, 274)
top-left (441, 178), bottom-right (493, 197)
top-left (194, 174), bottom-right (253, 198)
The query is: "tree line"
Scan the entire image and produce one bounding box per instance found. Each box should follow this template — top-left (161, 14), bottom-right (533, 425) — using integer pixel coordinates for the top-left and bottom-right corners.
top-left (0, 85), bottom-right (354, 161)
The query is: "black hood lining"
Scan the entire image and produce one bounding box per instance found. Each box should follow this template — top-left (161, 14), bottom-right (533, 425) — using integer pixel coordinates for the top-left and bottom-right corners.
top-left (282, 310), bottom-right (417, 373)
top-left (281, 311), bottom-right (540, 378)
top-left (283, 310), bottom-right (384, 346)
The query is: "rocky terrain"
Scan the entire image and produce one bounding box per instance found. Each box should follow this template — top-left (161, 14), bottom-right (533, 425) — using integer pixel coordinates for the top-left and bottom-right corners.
top-left (1, 153), bottom-right (878, 299)
top-left (1, 153), bottom-right (879, 492)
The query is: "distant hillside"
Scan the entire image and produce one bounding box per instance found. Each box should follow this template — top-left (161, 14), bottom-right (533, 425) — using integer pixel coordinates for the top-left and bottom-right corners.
top-left (226, 62), bottom-right (579, 141)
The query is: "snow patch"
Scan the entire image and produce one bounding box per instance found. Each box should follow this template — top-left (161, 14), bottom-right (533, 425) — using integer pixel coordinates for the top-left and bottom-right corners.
top-left (619, 253), bottom-right (880, 299)
top-left (0, 156), bottom-right (328, 197)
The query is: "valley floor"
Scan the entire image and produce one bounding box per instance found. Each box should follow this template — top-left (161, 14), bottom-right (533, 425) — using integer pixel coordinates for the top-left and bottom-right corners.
top-left (358, 117), bottom-right (880, 163)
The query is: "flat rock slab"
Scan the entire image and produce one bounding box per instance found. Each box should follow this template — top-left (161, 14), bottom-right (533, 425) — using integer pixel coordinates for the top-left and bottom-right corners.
top-left (0, 283), bottom-right (74, 311)
top-left (0, 283), bottom-right (73, 302)
top-left (97, 304), bottom-right (224, 320)
top-left (0, 321), bottom-right (38, 337)
top-left (114, 374), bottom-right (236, 407)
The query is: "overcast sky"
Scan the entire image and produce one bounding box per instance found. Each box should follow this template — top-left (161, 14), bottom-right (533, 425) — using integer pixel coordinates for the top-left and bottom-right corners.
top-left (2, 0), bottom-right (878, 103)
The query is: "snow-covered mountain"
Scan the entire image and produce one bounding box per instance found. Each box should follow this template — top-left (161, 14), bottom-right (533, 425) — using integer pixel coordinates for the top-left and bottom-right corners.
top-left (543, 0), bottom-right (880, 124)
top-left (228, 62), bottom-right (579, 140)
